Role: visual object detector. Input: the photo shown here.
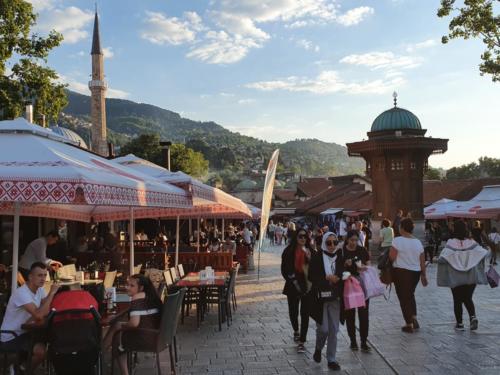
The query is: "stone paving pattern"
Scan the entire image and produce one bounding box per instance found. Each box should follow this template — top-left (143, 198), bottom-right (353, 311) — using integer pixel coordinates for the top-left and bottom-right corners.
top-left (133, 245), bottom-right (500, 375)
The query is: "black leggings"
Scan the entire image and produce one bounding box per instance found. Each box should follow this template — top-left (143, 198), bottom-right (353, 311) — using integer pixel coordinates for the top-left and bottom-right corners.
top-left (287, 294), bottom-right (309, 343)
top-left (345, 299), bottom-right (369, 343)
top-left (393, 268), bottom-right (421, 324)
top-left (451, 284), bottom-right (476, 324)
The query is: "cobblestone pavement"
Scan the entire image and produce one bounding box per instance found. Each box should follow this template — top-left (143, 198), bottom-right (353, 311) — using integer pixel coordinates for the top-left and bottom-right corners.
top-left (133, 244), bottom-right (500, 375)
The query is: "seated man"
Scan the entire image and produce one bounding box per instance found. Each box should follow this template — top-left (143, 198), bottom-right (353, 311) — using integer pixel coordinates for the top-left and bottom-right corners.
top-left (1, 262), bottom-right (60, 370)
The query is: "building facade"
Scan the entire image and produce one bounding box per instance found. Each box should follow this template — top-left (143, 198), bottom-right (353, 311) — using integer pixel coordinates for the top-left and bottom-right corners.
top-left (346, 94), bottom-right (448, 219)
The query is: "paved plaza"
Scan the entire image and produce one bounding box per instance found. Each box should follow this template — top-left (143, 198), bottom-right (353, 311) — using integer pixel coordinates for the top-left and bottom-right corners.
top-left (132, 245), bottom-right (500, 375)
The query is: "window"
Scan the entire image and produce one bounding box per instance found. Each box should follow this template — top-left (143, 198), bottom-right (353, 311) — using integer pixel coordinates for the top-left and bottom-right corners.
top-left (410, 162), bottom-right (417, 170)
top-left (391, 160), bottom-right (404, 171)
top-left (423, 161), bottom-right (429, 171)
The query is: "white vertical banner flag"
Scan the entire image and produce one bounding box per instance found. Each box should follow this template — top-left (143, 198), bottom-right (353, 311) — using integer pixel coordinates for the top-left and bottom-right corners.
top-left (257, 149), bottom-right (279, 280)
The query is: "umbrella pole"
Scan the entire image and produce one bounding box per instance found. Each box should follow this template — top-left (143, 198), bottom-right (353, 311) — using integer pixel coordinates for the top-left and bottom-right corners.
top-left (222, 218), bottom-right (225, 241)
top-left (175, 216), bottom-right (180, 266)
top-left (129, 207), bottom-right (135, 276)
top-left (11, 202), bottom-right (21, 290)
top-left (197, 217), bottom-right (200, 253)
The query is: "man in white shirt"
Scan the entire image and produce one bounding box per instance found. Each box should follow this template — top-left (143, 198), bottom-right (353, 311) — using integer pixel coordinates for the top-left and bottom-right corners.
top-left (355, 221), bottom-right (367, 248)
top-left (19, 231), bottom-right (62, 280)
top-left (1, 262), bottom-right (60, 370)
top-left (243, 224), bottom-right (252, 246)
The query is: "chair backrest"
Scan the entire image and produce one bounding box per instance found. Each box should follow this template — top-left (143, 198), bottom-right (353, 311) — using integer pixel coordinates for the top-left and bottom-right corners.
top-left (169, 267), bottom-right (179, 282)
top-left (225, 269), bottom-right (237, 300)
top-left (133, 264), bottom-right (142, 275)
top-left (17, 272), bottom-right (25, 286)
top-left (177, 264), bottom-right (185, 278)
top-left (57, 264), bottom-right (77, 279)
top-left (163, 271), bottom-right (173, 287)
top-left (172, 288), bottom-right (187, 337)
top-left (157, 291), bottom-right (181, 351)
top-left (103, 271), bottom-right (117, 289)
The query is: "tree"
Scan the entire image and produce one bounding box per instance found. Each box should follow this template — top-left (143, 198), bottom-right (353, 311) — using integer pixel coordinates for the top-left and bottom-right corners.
top-left (438, 0), bottom-right (500, 82)
top-left (170, 144), bottom-right (209, 178)
top-left (424, 167), bottom-right (443, 180)
top-left (478, 156), bottom-right (500, 176)
top-left (446, 162), bottom-right (480, 179)
top-left (120, 134), bottom-right (209, 178)
top-left (0, 0), bottom-right (67, 123)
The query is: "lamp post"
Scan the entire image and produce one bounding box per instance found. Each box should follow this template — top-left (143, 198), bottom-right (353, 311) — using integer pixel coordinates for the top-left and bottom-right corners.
top-left (160, 141), bottom-right (172, 171)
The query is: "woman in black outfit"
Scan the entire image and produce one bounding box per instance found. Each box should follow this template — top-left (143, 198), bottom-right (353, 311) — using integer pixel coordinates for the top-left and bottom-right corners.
top-left (308, 232), bottom-right (344, 371)
top-left (343, 230), bottom-right (371, 351)
top-left (281, 229), bottom-right (314, 353)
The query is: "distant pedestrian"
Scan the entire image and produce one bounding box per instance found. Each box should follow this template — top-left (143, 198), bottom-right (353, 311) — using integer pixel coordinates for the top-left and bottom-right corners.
top-left (488, 228), bottom-right (500, 265)
top-left (379, 219), bottom-right (394, 255)
top-left (424, 222), bottom-right (435, 264)
top-left (390, 218), bottom-right (428, 333)
top-left (308, 232), bottom-right (343, 371)
top-left (437, 220), bottom-right (488, 331)
top-left (268, 221), bottom-right (276, 246)
top-left (339, 217), bottom-right (348, 241)
top-left (471, 220), bottom-right (486, 246)
top-left (281, 229), bottom-right (313, 353)
top-left (393, 210), bottom-right (403, 237)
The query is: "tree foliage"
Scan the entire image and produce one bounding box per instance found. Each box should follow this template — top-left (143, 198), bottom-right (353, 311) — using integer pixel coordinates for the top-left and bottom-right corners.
top-left (446, 156), bottom-right (500, 179)
top-left (438, 0), bottom-right (500, 82)
top-left (0, 0), bottom-right (67, 123)
top-left (119, 134), bottom-right (209, 178)
top-left (424, 167), bottom-right (443, 180)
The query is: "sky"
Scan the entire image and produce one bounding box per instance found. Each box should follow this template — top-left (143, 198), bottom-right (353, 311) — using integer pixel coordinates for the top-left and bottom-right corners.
top-left (26, 0), bottom-right (500, 169)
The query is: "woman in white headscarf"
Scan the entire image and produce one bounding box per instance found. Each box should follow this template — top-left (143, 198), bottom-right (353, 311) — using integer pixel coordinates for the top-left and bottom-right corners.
top-left (308, 232), bottom-right (344, 371)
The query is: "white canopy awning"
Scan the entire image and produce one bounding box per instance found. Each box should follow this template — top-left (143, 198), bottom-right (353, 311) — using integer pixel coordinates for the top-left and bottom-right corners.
top-left (320, 208), bottom-right (343, 216)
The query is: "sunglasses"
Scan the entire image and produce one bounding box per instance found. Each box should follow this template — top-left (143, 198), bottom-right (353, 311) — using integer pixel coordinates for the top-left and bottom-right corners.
top-left (326, 240), bottom-right (339, 246)
top-left (297, 234), bottom-right (307, 239)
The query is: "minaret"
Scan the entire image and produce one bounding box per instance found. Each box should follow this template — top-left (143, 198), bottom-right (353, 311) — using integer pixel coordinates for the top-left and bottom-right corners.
top-left (89, 9), bottom-right (107, 156)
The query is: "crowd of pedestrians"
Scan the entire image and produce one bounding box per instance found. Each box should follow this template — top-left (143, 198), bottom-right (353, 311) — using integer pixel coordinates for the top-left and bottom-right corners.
top-left (280, 213), bottom-right (494, 371)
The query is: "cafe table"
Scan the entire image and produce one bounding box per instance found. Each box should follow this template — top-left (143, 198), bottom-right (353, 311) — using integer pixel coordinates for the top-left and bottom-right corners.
top-left (176, 271), bottom-right (229, 331)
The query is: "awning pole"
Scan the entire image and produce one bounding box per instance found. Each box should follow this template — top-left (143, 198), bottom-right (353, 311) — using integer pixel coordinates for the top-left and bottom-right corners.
top-left (129, 207), bottom-right (135, 276)
top-left (189, 218), bottom-right (192, 236)
top-left (197, 217), bottom-right (200, 253)
top-left (175, 216), bottom-right (180, 266)
top-left (11, 202), bottom-right (21, 290)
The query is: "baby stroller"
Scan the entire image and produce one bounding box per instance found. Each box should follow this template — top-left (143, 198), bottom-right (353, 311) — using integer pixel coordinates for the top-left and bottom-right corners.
top-left (46, 291), bottom-right (102, 375)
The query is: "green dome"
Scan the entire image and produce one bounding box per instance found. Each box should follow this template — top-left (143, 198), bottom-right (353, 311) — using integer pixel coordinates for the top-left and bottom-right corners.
top-left (371, 107), bottom-right (421, 132)
top-left (235, 179), bottom-right (258, 191)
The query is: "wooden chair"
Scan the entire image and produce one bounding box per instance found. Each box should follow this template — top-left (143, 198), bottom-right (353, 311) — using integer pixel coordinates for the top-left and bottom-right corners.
top-left (177, 264), bottom-right (185, 278)
top-left (104, 271), bottom-right (117, 289)
top-left (133, 264), bottom-right (142, 275)
top-left (163, 271), bottom-right (174, 287)
top-left (169, 267), bottom-right (179, 283)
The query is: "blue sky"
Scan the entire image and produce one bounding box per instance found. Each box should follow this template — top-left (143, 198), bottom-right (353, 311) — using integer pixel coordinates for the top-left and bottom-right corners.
top-left (28, 0), bottom-right (499, 169)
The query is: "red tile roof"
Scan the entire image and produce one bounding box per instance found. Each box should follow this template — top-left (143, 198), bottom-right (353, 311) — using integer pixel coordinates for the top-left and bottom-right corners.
top-left (296, 178), bottom-right (331, 198)
top-left (295, 183), bottom-right (366, 214)
top-left (274, 189), bottom-right (297, 202)
top-left (423, 178), bottom-right (500, 205)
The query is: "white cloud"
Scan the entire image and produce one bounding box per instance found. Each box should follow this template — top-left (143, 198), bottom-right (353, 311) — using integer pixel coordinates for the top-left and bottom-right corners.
top-left (59, 75), bottom-right (130, 99)
top-left (141, 11), bottom-right (199, 45)
top-left (246, 70), bottom-right (405, 95)
top-left (37, 6), bottom-right (94, 44)
top-left (212, 11), bottom-right (269, 40)
top-left (102, 47), bottom-right (114, 59)
top-left (405, 39), bottom-right (437, 53)
top-left (296, 39), bottom-right (320, 52)
top-left (187, 30), bottom-right (262, 64)
top-left (238, 98), bottom-right (256, 104)
top-left (28, 0), bottom-right (54, 12)
top-left (340, 52), bottom-right (421, 70)
top-left (337, 6), bottom-right (374, 26)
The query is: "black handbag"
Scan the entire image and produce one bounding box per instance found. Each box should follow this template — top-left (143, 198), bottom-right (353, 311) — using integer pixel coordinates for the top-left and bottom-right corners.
top-left (317, 286), bottom-right (339, 302)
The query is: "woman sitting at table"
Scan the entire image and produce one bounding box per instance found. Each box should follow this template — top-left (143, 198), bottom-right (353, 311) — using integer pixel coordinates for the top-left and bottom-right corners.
top-left (103, 274), bottom-right (162, 375)
top-left (208, 237), bottom-right (221, 252)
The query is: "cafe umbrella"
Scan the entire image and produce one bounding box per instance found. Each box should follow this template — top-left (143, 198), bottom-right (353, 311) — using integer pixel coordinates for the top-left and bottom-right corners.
top-left (0, 118), bottom-right (192, 287)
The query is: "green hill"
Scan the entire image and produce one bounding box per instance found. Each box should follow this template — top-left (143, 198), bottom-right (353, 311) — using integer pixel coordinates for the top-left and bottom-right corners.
top-left (60, 90), bottom-right (364, 176)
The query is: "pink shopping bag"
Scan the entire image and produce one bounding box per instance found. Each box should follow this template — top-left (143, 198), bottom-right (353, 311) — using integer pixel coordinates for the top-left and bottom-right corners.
top-left (344, 276), bottom-right (366, 310)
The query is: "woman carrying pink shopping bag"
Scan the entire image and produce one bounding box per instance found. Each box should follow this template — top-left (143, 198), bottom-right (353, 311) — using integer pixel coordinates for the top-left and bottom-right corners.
top-left (342, 230), bottom-right (370, 351)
